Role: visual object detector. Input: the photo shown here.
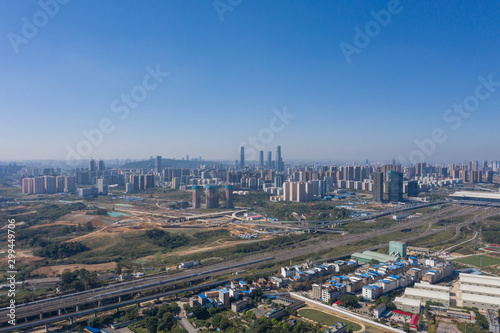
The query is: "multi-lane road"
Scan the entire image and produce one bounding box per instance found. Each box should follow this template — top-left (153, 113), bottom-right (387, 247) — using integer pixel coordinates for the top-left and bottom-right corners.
top-left (1, 202), bottom-right (498, 331)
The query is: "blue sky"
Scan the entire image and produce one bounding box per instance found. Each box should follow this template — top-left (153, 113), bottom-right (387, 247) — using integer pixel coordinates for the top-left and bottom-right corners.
top-left (1, 0), bottom-right (499, 163)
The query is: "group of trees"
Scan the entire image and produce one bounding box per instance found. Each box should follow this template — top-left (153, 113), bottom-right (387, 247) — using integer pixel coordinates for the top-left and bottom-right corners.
top-left (25, 202), bottom-right (86, 225)
top-left (145, 229), bottom-right (190, 250)
top-left (35, 241), bottom-right (90, 259)
top-left (60, 269), bottom-right (100, 292)
top-left (18, 222), bottom-right (94, 247)
top-left (140, 302), bottom-right (183, 333)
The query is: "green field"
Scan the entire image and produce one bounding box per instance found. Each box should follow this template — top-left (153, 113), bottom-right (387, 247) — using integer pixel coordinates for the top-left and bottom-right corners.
top-left (298, 308), bottom-right (362, 331)
top-left (453, 255), bottom-right (500, 267)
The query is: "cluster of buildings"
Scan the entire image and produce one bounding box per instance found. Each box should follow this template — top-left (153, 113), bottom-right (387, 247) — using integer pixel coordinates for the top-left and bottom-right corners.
top-left (21, 175), bottom-right (76, 194)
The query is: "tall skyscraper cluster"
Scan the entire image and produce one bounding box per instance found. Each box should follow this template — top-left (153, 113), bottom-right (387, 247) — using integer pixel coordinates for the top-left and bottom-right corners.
top-left (239, 145), bottom-right (284, 171)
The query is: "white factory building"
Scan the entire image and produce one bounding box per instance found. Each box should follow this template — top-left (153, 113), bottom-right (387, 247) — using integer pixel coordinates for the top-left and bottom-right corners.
top-left (459, 273), bottom-right (500, 311)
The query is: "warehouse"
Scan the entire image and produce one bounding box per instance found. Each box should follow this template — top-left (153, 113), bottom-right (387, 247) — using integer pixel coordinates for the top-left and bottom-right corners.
top-left (413, 283), bottom-right (450, 292)
top-left (461, 293), bottom-right (500, 311)
top-left (394, 297), bottom-right (421, 314)
top-left (459, 273), bottom-right (500, 289)
top-left (351, 251), bottom-right (399, 264)
top-left (403, 287), bottom-right (449, 306)
top-left (460, 284), bottom-right (500, 298)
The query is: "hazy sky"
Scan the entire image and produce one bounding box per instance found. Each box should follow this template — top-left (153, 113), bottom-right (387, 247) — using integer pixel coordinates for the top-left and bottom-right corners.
top-left (1, 1), bottom-right (499, 163)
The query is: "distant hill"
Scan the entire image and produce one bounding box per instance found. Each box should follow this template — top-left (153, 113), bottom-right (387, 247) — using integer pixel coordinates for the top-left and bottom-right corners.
top-left (121, 159), bottom-right (215, 169)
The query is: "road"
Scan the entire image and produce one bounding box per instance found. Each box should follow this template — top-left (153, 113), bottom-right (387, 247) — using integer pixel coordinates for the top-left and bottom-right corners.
top-left (0, 203), bottom-right (496, 330)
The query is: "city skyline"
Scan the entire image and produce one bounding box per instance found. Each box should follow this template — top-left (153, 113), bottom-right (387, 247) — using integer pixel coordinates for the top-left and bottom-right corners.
top-left (1, 1), bottom-right (500, 162)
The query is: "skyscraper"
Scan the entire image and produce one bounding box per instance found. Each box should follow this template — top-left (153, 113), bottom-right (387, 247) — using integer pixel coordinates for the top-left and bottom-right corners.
top-left (387, 170), bottom-right (403, 202)
top-left (155, 156), bottom-right (162, 173)
top-left (267, 151), bottom-right (272, 168)
top-left (205, 185), bottom-right (219, 209)
top-left (192, 185), bottom-right (202, 208)
top-left (259, 151), bottom-right (264, 167)
top-left (89, 159), bottom-right (96, 172)
top-left (97, 160), bottom-right (105, 171)
top-left (373, 172), bottom-right (383, 202)
top-left (240, 147), bottom-right (245, 166)
top-left (225, 185), bottom-right (234, 209)
top-left (276, 146), bottom-right (283, 171)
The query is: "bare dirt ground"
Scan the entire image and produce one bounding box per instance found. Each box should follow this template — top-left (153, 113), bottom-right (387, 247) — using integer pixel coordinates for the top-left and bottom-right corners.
top-left (32, 262), bottom-right (117, 276)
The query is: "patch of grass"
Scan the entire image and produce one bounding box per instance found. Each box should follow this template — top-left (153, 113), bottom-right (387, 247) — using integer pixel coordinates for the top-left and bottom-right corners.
top-left (298, 308), bottom-right (362, 331)
top-left (453, 255), bottom-right (500, 268)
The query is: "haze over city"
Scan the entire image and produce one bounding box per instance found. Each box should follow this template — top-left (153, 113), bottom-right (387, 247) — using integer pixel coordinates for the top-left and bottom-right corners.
top-left (1, 1), bottom-right (500, 162)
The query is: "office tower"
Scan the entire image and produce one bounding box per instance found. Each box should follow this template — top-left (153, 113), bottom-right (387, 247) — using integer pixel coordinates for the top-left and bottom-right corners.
top-left (43, 176), bottom-right (56, 194)
top-left (225, 185), bottom-right (234, 209)
top-left (416, 162), bottom-right (426, 177)
top-left (64, 176), bottom-right (76, 192)
top-left (205, 185), bottom-right (219, 209)
top-left (56, 176), bottom-right (64, 193)
top-left (172, 177), bottom-right (180, 189)
top-left (373, 172), bottom-right (383, 202)
top-left (21, 178), bottom-right (32, 194)
top-left (155, 156), bottom-right (162, 173)
top-left (267, 151), bottom-right (272, 168)
top-left (186, 155), bottom-right (189, 161)
top-left (407, 181), bottom-right (418, 197)
top-left (387, 170), bottom-right (403, 202)
top-left (344, 166), bottom-right (354, 181)
top-left (192, 185), bottom-right (202, 208)
top-left (259, 151), bottom-right (264, 167)
top-left (274, 175), bottom-right (283, 188)
top-left (276, 146), bottom-right (283, 171)
top-left (97, 178), bottom-right (108, 195)
top-left (130, 174), bottom-right (140, 192)
top-left (485, 170), bottom-right (493, 183)
top-left (97, 160), bottom-right (105, 171)
top-left (239, 147), bottom-right (245, 166)
top-left (354, 166), bottom-right (362, 181)
top-left (139, 174), bottom-right (154, 191)
top-left (89, 159), bottom-right (96, 172)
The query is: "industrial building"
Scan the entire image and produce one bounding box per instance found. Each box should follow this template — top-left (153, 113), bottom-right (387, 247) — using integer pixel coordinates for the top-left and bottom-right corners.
top-left (394, 297), bottom-right (421, 313)
top-left (389, 241), bottom-right (407, 258)
top-left (459, 273), bottom-right (500, 311)
top-left (351, 251), bottom-right (398, 264)
top-left (402, 285), bottom-right (450, 306)
top-left (450, 191), bottom-right (500, 202)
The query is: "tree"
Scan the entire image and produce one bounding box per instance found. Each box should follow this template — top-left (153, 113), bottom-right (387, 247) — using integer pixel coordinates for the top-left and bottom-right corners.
top-left (403, 322), bottom-right (410, 333)
top-left (208, 307), bottom-right (217, 316)
top-left (144, 317), bottom-right (158, 333)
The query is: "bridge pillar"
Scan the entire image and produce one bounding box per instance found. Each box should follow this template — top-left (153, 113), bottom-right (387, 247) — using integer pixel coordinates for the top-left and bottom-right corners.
top-left (136, 301), bottom-right (140, 308)
top-left (40, 312), bottom-right (43, 320)
top-left (118, 296), bottom-right (122, 302)
top-left (93, 312), bottom-right (97, 318)
top-left (76, 304), bottom-right (79, 312)
top-left (70, 317), bottom-right (73, 325)
top-left (98, 300), bottom-right (102, 307)
top-left (58, 308), bottom-right (62, 316)
top-left (45, 324), bottom-right (48, 332)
